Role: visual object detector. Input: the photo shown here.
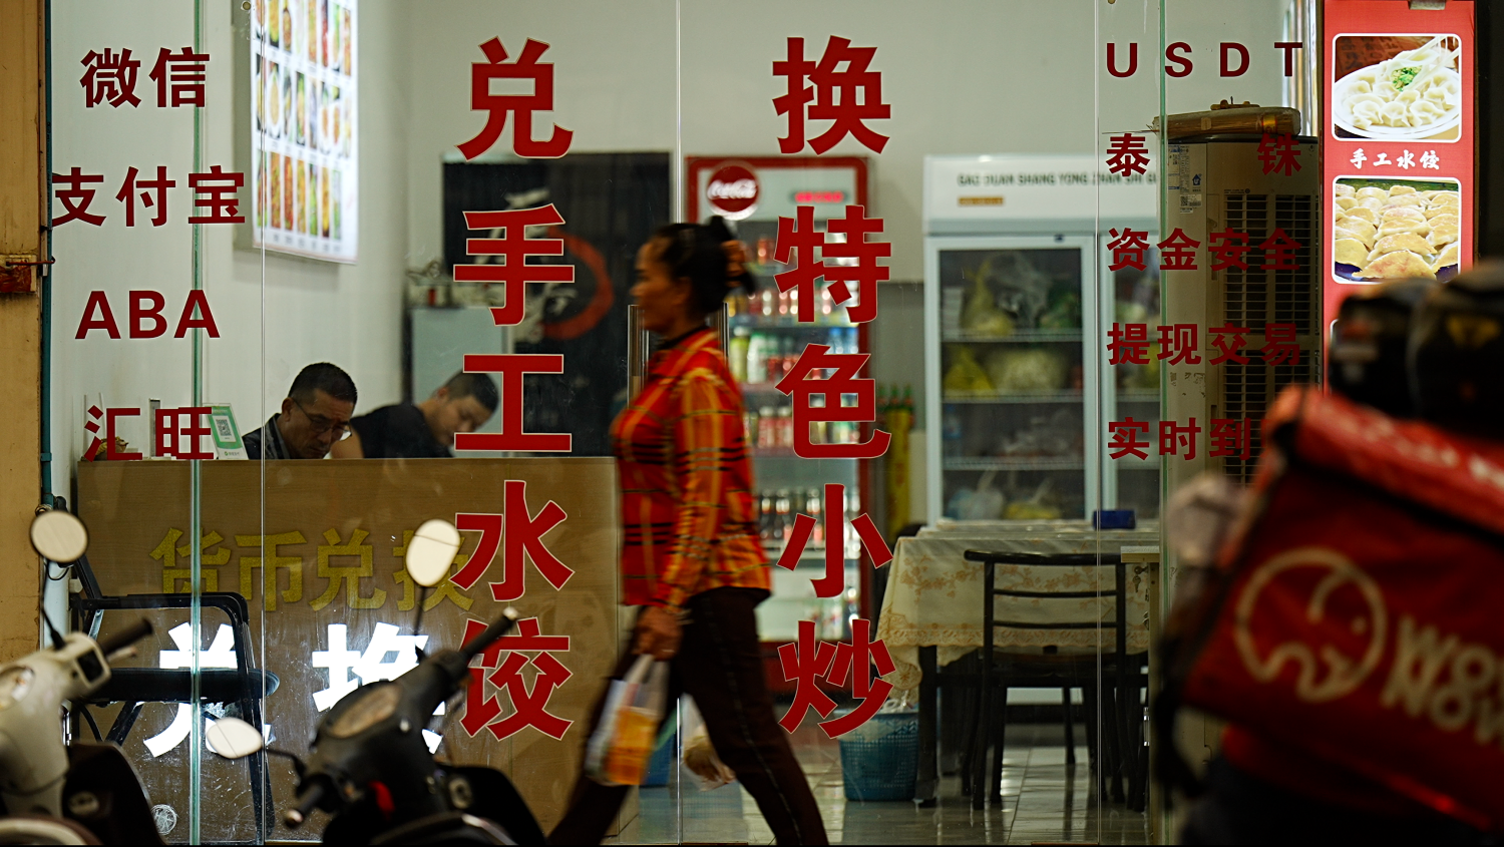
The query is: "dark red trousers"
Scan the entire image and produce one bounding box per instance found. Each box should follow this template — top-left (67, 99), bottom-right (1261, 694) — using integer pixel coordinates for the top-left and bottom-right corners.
top-left (548, 588), bottom-right (829, 845)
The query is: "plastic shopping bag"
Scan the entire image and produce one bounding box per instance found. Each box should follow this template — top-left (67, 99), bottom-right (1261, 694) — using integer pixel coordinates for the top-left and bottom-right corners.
top-left (679, 697), bottom-right (735, 790)
top-left (584, 654), bottom-right (669, 786)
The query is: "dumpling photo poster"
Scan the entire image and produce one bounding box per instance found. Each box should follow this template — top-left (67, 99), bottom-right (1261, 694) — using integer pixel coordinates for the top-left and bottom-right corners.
top-left (1322, 0), bottom-right (1474, 326)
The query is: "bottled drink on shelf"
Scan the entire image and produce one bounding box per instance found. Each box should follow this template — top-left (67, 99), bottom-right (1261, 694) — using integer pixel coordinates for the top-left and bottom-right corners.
top-left (819, 283), bottom-right (835, 324)
top-left (943, 404), bottom-right (962, 458)
top-left (758, 406), bottom-right (777, 448)
top-left (759, 492), bottom-right (775, 541)
top-left (727, 292), bottom-right (746, 318)
top-left (758, 285), bottom-right (776, 318)
top-left (743, 410), bottom-right (758, 447)
top-left (775, 489), bottom-right (793, 540)
top-left (844, 490), bottom-right (862, 561)
top-left (728, 328), bottom-right (749, 382)
top-left (745, 332), bottom-right (766, 384)
top-left (777, 407), bottom-right (794, 447)
top-left (781, 336), bottom-right (798, 378)
top-left (765, 337), bottom-right (782, 383)
top-left (807, 488), bottom-right (824, 547)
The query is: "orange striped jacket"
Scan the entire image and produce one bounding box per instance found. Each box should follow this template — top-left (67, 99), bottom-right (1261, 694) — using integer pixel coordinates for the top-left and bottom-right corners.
top-left (611, 327), bottom-right (769, 610)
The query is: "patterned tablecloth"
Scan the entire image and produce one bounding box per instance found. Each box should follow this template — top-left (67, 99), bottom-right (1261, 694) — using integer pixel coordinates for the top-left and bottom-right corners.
top-left (875, 524), bottom-right (1160, 691)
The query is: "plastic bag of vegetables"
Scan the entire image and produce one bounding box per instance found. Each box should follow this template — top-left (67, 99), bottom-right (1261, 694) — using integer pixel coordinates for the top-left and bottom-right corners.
top-left (943, 346), bottom-right (994, 394)
top-left (985, 348), bottom-right (1069, 393)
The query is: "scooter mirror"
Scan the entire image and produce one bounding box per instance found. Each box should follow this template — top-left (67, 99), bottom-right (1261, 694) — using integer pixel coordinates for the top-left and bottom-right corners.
top-left (30, 510), bottom-right (89, 564)
top-left (206, 718), bottom-right (265, 759)
top-left (406, 519), bottom-right (462, 588)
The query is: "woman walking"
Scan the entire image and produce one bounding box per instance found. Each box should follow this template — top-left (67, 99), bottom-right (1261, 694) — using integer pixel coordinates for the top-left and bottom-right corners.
top-left (548, 219), bottom-right (828, 845)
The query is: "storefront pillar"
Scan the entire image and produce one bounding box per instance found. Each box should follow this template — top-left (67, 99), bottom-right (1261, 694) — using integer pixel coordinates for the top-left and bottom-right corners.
top-left (0, 0), bottom-right (46, 661)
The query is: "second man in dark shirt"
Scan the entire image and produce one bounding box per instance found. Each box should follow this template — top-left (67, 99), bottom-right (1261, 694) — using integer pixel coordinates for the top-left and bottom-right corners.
top-left (331, 371), bottom-right (498, 459)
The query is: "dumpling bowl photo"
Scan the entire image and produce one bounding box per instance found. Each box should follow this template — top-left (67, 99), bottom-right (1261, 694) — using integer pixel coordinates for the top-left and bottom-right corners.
top-left (1333, 177), bottom-right (1461, 284)
top-left (1333, 34), bottom-right (1462, 141)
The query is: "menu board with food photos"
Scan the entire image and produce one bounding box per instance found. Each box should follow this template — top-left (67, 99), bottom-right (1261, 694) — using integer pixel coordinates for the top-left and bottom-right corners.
top-left (250, 0), bottom-right (358, 262)
top-left (1323, 0), bottom-right (1473, 327)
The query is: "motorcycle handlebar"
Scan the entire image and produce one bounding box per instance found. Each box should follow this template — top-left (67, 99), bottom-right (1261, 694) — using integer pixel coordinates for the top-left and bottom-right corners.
top-left (459, 607), bottom-right (520, 662)
top-left (283, 781), bottom-right (327, 829)
top-left (97, 619), bottom-right (154, 657)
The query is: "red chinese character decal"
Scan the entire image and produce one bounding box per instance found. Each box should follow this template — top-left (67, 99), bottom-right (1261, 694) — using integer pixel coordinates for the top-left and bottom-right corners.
top-left (773, 206), bottom-right (825, 322)
top-left (777, 482), bottom-right (891, 598)
top-left (773, 36), bottom-right (890, 155)
top-left (1107, 228), bottom-right (1149, 272)
top-left (83, 405), bottom-right (105, 459)
top-left (149, 47), bottom-right (209, 108)
top-left (80, 49), bottom-right (141, 108)
top-left (456, 354), bottom-right (571, 452)
top-left (188, 166), bottom-right (245, 224)
top-left (1157, 324), bottom-right (1201, 365)
top-left (458, 38), bottom-right (573, 160)
top-left (154, 407), bottom-right (214, 460)
top-left (116, 166), bottom-right (175, 228)
top-left (776, 345), bottom-right (890, 459)
top-left (1105, 133), bottom-right (1150, 177)
top-left (774, 205), bottom-right (886, 323)
top-left (1108, 323), bottom-right (1149, 366)
top-left (85, 405), bottom-right (144, 461)
top-left (1157, 229), bottom-right (1200, 271)
top-left (1261, 323), bottom-right (1301, 366)
top-left (824, 206), bottom-right (889, 323)
top-left (1208, 230), bottom-right (1251, 272)
top-left (1257, 132), bottom-right (1302, 177)
top-left (453, 205), bottom-right (575, 327)
top-left (778, 618), bottom-right (895, 737)
top-left (1209, 417), bottom-right (1256, 460)
top-left (1259, 228), bottom-right (1302, 271)
top-left (451, 481), bottom-right (571, 601)
top-left (1158, 418), bottom-right (1200, 460)
top-left (54, 168), bottom-right (107, 226)
top-left (84, 406), bottom-right (144, 461)
top-left (460, 617), bottom-right (573, 740)
top-left (1108, 418), bottom-right (1151, 460)
top-left (1208, 324), bottom-right (1251, 366)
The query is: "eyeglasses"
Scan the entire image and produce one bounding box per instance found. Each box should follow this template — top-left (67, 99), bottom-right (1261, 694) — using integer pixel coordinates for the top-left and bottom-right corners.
top-left (292, 398), bottom-right (353, 440)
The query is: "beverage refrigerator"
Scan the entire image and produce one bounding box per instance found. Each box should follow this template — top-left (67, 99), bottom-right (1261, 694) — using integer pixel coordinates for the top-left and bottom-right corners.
top-left (673, 156), bottom-right (875, 683)
top-left (923, 155), bottom-right (1160, 524)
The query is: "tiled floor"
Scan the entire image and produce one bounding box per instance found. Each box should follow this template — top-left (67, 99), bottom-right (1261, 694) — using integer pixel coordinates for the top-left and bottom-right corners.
top-left (619, 722), bottom-right (1149, 845)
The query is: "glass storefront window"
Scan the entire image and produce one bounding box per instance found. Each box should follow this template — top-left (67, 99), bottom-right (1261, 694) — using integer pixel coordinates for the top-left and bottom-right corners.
top-left (24, 0), bottom-right (1482, 844)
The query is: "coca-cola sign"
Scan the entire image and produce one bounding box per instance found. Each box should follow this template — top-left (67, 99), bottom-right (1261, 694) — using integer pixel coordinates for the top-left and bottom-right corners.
top-left (705, 164), bottom-right (760, 220)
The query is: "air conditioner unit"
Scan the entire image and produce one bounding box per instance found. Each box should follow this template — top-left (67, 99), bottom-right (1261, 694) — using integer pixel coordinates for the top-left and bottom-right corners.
top-left (1162, 135), bottom-right (1322, 491)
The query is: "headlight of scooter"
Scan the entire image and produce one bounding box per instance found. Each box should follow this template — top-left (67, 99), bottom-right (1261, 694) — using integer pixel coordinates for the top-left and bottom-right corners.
top-left (327, 683), bottom-right (401, 738)
top-left (0, 667), bottom-right (35, 710)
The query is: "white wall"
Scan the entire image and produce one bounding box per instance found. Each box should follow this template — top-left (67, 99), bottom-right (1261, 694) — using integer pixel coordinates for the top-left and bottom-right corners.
top-left (47, 0), bottom-right (1296, 496)
top-left (49, 0), bottom-right (412, 491)
top-left (400, 0), bottom-right (1294, 282)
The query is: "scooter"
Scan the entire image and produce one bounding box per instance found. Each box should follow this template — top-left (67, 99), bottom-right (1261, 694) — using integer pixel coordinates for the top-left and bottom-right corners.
top-left (214, 519), bottom-right (545, 845)
top-left (0, 508), bottom-right (162, 845)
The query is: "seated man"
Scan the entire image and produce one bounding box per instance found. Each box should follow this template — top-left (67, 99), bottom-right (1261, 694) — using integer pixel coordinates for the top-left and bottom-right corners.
top-left (242, 363), bottom-right (358, 460)
top-left (332, 371), bottom-right (498, 459)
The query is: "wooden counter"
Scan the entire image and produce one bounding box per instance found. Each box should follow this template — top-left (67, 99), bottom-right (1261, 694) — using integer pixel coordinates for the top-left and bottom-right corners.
top-left (77, 458), bottom-right (622, 840)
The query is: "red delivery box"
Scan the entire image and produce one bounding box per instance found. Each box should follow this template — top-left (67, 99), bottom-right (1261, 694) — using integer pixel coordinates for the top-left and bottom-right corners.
top-left (1178, 385), bottom-right (1504, 830)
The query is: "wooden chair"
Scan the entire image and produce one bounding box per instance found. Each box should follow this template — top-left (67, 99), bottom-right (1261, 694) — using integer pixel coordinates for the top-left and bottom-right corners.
top-left (962, 549), bottom-right (1148, 812)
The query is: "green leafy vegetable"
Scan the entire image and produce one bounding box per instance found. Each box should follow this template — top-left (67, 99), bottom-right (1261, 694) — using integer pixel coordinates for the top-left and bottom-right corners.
top-left (1392, 66), bottom-right (1420, 90)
